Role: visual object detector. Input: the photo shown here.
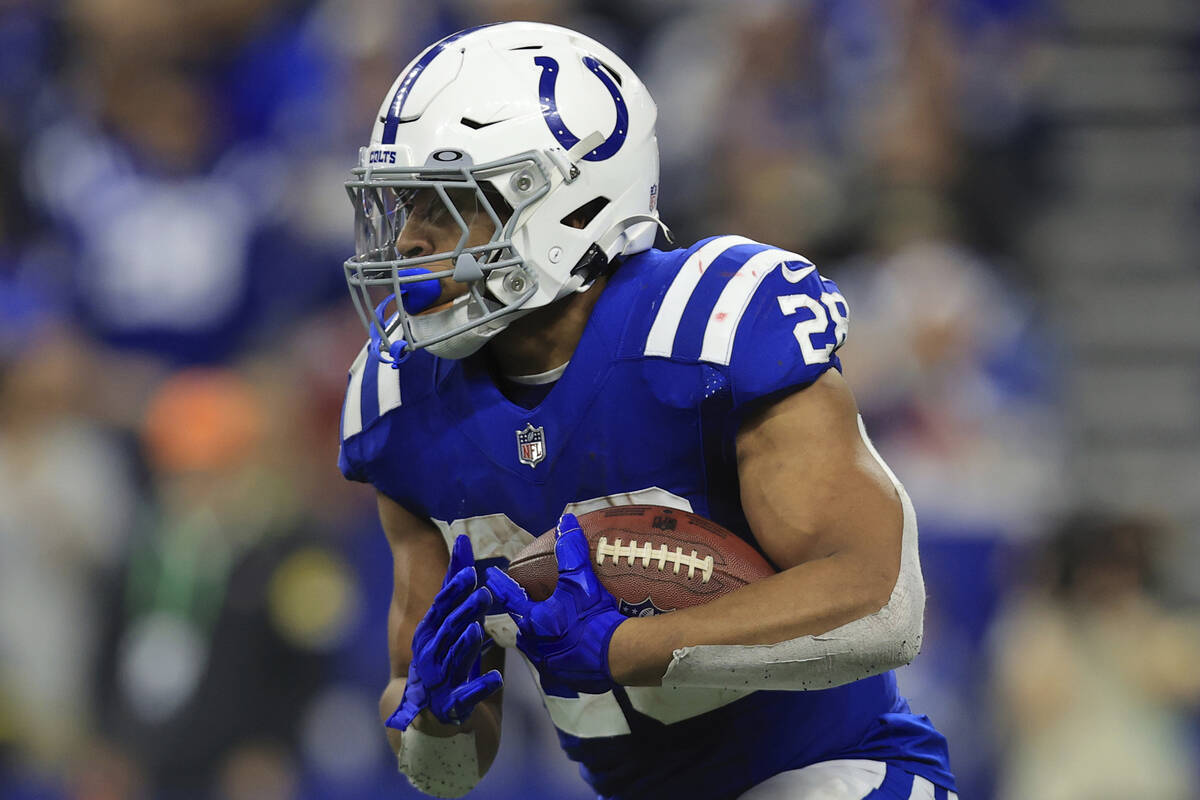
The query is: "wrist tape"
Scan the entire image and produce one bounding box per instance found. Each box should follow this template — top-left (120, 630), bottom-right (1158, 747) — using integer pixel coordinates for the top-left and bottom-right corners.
top-left (396, 725), bottom-right (480, 798)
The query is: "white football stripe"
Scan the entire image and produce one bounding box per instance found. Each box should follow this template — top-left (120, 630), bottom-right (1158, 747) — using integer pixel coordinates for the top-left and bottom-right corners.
top-left (341, 345), bottom-right (369, 439)
top-left (376, 358), bottom-right (402, 415)
top-left (699, 248), bottom-right (805, 365)
top-left (644, 235), bottom-right (755, 357)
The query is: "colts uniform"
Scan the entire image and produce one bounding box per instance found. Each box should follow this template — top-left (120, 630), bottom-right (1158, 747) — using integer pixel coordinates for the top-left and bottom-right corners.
top-left (339, 235), bottom-right (956, 799)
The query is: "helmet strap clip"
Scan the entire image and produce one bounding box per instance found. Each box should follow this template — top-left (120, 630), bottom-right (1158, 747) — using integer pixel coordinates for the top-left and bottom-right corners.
top-left (546, 131), bottom-right (604, 184)
top-left (569, 244), bottom-right (611, 289)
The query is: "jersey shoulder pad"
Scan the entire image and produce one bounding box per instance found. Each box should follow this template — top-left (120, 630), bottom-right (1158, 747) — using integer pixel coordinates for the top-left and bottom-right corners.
top-left (634, 235), bottom-right (848, 409)
top-left (337, 343), bottom-right (436, 482)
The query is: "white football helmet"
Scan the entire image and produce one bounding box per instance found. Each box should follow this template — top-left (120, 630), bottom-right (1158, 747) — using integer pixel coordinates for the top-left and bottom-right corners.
top-left (345, 21), bottom-right (661, 361)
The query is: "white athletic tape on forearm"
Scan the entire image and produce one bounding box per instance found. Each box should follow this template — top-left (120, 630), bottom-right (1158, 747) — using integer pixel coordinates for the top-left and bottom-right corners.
top-left (396, 726), bottom-right (480, 798)
top-left (661, 417), bottom-right (925, 691)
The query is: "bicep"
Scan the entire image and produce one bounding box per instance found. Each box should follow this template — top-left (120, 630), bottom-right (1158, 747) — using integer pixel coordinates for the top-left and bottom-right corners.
top-left (736, 370), bottom-right (901, 604)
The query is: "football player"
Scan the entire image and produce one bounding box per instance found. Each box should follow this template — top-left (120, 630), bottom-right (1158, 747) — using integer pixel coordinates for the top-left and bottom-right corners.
top-left (338, 21), bottom-right (956, 800)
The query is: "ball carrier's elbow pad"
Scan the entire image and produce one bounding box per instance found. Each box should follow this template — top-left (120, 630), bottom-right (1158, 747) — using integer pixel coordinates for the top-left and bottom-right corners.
top-left (660, 417), bottom-right (925, 691)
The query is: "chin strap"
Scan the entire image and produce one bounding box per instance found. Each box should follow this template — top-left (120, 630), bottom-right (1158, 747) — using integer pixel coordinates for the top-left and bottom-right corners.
top-left (597, 214), bottom-right (672, 258)
top-left (569, 244), bottom-right (611, 288)
top-left (368, 295), bottom-right (411, 368)
top-left (366, 268), bottom-right (442, 368)
top-left (564, 214), bottom-right (670, 295)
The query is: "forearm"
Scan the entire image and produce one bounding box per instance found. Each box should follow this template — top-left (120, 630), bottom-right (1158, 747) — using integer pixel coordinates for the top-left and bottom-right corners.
top-left (378, 497), bottom-right (505, 795)
top-left (608, 550), bottom-right (894, 686)
top-left (610, 455), bottom-right (923, 690)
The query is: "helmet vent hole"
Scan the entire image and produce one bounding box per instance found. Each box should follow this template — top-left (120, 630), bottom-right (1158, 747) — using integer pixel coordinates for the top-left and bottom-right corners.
top-left (561, 197), bottom-right (610, 230)
top-left (461, 117), bottom-right (507, 130)
top-left (510, 45), bottom-right (543, 51)
top-left (594, 59), bottom-right (622, 86)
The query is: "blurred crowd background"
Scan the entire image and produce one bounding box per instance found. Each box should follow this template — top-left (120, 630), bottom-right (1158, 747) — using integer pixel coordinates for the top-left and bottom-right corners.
top-left (1, 0), bottom-right (1198, 798)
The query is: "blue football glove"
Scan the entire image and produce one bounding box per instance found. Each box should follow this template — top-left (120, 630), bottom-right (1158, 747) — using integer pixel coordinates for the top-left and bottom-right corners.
top-left (386, 534), bottom-right (503, 730)
top-left (486, 513), bottom-right (627, 698)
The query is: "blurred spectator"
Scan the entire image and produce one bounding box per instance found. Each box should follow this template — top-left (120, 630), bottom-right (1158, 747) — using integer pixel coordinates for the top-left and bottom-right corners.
top-left (989, 513), bottom-right (1200, 800)
top-left (837, 201), bottom-right (1064, 541)
top-left (640, 0), bottom-right (1050, 263)
top-left (641, 0), bottom-right (861, 253)
top-left (947, 0), bottom-right (1054, 263)
top-left (21, 0), bottom-right (344, 365)
top-left (0, 321), bottom-right (136, 772)
top-left (91, 368), bottom-right (354, 798)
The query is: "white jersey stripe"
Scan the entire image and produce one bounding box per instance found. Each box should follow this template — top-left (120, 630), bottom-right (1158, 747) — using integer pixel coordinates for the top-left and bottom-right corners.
top-left (539, 682), bottom-right (632, 738)
top-left (376, 358), bottom-right (402, 416)
top-left (342, 345), bottom-right (369, 439)
top-left (698, 248), bottom-right (805, 366)
top-left (908, 776), bottom-right (936, 799)
top-left (737, 759), bottom-right (887, 799)
top-left (644, 235), bottom-right (756, 358)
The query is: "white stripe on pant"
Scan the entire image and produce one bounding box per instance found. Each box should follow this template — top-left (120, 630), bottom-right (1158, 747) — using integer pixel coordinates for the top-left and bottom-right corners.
top-left (737, 759), bottom-right (959, 799)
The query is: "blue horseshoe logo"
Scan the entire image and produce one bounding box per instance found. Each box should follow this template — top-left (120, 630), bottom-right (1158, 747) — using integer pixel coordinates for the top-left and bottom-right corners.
top-left (535, 55), bottom-right (628, 162)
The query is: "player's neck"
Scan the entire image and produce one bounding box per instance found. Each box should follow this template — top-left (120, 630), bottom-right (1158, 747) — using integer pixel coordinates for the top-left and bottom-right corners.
top-left (488, 276), bottom-right (608, 376)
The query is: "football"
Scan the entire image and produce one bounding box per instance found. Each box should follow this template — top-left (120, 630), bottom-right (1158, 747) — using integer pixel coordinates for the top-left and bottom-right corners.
top-left (505, 506), bottom-right (775, 616)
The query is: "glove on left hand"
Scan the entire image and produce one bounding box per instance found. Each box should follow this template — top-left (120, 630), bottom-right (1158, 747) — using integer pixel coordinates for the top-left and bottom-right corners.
top-left (386, 534), bottom-right (502, 730)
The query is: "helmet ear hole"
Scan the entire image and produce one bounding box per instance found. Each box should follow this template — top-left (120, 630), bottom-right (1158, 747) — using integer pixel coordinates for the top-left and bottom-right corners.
top-left (560, 197), bottom-right (610, 230)
top-left (479, 182), bottom-right (514, 223)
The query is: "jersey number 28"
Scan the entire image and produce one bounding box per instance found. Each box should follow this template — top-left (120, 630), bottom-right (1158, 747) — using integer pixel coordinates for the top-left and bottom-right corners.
top-left (777, 292), bottom-right (848, 365)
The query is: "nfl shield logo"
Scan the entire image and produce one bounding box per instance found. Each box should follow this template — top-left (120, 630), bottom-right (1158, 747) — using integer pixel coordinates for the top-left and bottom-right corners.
top-left (619, 596), bottom-right (672, 617)
top-left (516, 423), bottom-right (546, 467)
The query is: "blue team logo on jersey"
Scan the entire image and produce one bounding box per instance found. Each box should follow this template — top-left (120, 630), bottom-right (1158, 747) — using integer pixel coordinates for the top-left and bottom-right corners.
top-left (534, 55), bottom-right (628, 161)
top-left (516, 423), bottom-right (546, 467)
top-left (618, 596), bottom-right (672, 617)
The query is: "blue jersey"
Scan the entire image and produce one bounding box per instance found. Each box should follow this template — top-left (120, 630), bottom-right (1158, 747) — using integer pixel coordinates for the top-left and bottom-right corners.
top-left (339, 235), bottom-right (955, 799)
